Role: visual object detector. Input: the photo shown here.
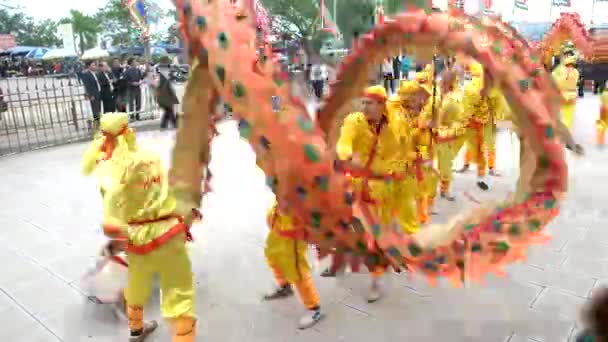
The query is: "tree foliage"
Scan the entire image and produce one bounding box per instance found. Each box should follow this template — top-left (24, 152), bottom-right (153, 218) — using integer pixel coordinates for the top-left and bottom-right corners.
top-left (0, 9), bottom-right (61, 47)
top-left (58, 10), bottom-right (100, 53)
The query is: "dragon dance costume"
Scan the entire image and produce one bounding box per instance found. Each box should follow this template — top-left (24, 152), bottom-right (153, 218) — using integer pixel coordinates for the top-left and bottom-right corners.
top-left (88, 113), bottom-right (197, 342)
top-left (434, 73), bottom-right (466, 200)
top-left (552, 55), bottom-right (579, 131)
top-left (263, 202), bottom-right (323, 329)
top-left (459, 61), bottom-right (501, 189)
top-left (597, 89), bottom-right (608, 146)
top-left (324, 86), bottom-right (418, 301)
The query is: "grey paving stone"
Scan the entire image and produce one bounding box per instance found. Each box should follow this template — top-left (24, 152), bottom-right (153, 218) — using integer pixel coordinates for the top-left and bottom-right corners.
top-left (531, 288), bottom-right (588, 321)
top-left (0, 95), bottom-right (605, 341)
top-left (562, 255), bottom-right (608, 279)
top-left (508, 264), bottom-right (596, 297)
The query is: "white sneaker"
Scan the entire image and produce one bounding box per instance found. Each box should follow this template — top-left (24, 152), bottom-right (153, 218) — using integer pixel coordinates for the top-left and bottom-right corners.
top-left (367, 281), bottom-right (383, 303)
top-left (297, 309), bottom-right (324, 329)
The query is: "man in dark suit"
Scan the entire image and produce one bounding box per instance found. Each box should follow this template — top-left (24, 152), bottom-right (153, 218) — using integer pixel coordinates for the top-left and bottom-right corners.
top-left (124, 58), bottom-right (144, 121)
top-left (156, 57), bottom-right (179, 129)
top-left (98, 61), bottom-right (116, 113)
top-left (81, 60), bottom-right (102, 125)
top-left (111, 58), bottom-right (127, 112)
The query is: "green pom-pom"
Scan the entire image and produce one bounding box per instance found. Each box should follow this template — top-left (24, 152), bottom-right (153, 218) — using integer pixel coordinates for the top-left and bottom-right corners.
top-left (509, 224), bottom-right (520, 235)
top-left (494, 241), bottom-right (510, 252)
top-left (372, 224), bottom-right (381, 237)
top-left (519, 79), bottom-right (530, 92)
top-left (311, 211), bottom-right (322, 229)
top-left (195, 16), bottom-right (207, 30)
top-left (297, 115), bottom-right (313, 133)
top-left (232, 82), bottom-right (246, 98)
top-left (471, 243), bottom-right (482, 252)
top-left (408, 242), bottom-right (421, 257)
top-left (237, 119), bottom-right (251, 139)
top-left (464, 223), bottom-right (477, 231)
top-left (545, 125), bottom-right (554, 138)
top-left (529, 219), bottom-right (541, 232)
top-left (215, 65), bottom-right (225, 84)
top-left (218, 32), bottom-right (229, 49)
top-left (303, 144), bottom-right (320, 163)
top-left (538, 155), bottom-right (550, 169)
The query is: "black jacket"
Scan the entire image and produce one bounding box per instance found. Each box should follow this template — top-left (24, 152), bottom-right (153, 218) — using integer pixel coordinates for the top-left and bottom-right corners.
top-left (81, 70), bottom-right (101, 99)
top-left (156, 70), bottom-right (179, 107)
top-left (124, 67), bottom-right (144, 88)
top-left (97, 71), bottom-right (114, 95)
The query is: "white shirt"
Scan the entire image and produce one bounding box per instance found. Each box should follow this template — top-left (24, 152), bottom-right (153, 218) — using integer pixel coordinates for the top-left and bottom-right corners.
top-left (382, 60), bottom-right (392, 74)
top-left (310, 64), bottom-right (328, 81)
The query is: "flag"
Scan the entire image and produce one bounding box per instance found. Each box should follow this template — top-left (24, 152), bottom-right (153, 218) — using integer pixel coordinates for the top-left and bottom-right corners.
top-left (375, 4), bottom-right (385, 24)
top-left (515, 0), bottom-right (528, 10)
top-left (552, 0), bottom-right (571, 6)
top-left (448, 0), bottom-right (465, 14)
top-left (481, 0), bottom-right (494, 15)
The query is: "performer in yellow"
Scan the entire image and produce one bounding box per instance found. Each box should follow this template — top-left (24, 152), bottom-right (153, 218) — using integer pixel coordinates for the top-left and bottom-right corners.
top-left (91, 113), bottom-right (197, 342)
top-left (597, 88), bottom-right (608, 146)
top-left (411, 68), bottom-right (438, 223)
top-left (456, 61), bottom-right (495, 190)
top-left (434, 70), bottom-right (466, 201)
top-left (321, 86), bottom-right (418, 301)
top-left (552, 45), bottom-right (579, 131)
top-left (262, 201), bottom-right (323, 329)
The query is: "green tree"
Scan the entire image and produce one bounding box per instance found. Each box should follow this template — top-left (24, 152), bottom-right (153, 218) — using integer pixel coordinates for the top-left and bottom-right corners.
top-left (96, 0), bottom-right (141, 46)
top-left (324, 0), bottom-right (376, 47)
top-left (0, 9), bottom-right (61, 47)
top-left (59, 10), bottom-right (100, 53)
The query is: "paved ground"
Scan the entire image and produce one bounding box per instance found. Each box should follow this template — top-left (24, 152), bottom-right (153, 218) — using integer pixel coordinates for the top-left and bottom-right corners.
top-left (0, 94), bottom-right (607, 342)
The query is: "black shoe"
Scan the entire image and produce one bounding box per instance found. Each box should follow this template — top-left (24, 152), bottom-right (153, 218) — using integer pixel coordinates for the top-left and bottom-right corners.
top-left (440, 192), bottom-right (456, 201)
top-left (455, 165), bottom-right (469, 173)
top-left (263, 285), bottom-right (294, 300)
top-left (320, 268), bottom-right (337, 278)
top-left (477, 180), bottom-right (489, 191)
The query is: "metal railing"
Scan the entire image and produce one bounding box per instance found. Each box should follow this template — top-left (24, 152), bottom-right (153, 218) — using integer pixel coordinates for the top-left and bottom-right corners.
top-left (0, 76), bottom-right (161, 156)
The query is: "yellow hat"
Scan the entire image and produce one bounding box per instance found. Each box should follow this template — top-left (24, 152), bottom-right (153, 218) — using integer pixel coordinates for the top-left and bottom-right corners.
top-left (469, 61), bottom-right (483, 78)
top-left (398, 80), bottom-right (418, 97)
top-left (362, 85), bottom-right (388, 103)
top-left (100, 112), bottom-right (130, 136)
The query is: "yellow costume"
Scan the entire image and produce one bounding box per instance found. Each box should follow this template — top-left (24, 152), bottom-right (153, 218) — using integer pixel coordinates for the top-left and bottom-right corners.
top-left (552, 55), bottom-right (579, 130)
top-left (264, 203), bottom-right (320, 311)
top-left (460, 62), bottom-right (500, 181)
top-left (337, 86), bottom-right (418, 235)
top-left (435, 79), bottom-right (466, 197)
top-left (412, 69), bottom-right (438, 223)
top-left (93, 113), bottom-right (196, 342)
top-left (597, 89), bottom-right (608, 146)
top-left (336, 85), bottom-right (418, 302)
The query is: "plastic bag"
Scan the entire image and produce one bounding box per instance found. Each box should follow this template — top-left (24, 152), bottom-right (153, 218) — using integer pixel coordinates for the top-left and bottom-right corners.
top-left (82, 255), bottom-right (128, 304)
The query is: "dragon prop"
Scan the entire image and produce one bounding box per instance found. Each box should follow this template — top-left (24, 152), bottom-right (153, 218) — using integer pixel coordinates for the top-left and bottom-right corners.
top-left (168, 0), bottom-right (567, 286)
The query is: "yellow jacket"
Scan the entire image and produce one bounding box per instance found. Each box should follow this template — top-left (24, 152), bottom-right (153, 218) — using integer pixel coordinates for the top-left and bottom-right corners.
top-left (435, 90), bottom-right (466, 139)
top-left (463, 78), bottom-right (504, 124)
top-left (336, 111), bottom-right (414, 173)
top-left (552, 64), bottom-right (579, 102)
top-left (601, 90), bottom-right (608, 108)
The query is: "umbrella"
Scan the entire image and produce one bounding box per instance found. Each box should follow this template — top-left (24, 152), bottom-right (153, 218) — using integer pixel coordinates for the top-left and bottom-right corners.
top-left (42, 48), bottom-right (78, 60)
top-left (82, 47), bottom-right (110, 60)
top-left (24, 47), bottom-right (49, 60)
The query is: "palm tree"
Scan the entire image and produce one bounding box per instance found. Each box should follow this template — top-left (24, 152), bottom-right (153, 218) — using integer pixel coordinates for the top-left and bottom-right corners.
top-left (59, 10), bottom-right (100, 54)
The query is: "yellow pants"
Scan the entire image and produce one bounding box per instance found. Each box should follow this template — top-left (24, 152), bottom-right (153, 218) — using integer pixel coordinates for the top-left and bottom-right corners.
top-left (265, 229), bottom-right (320, 309)
top-left (437, 135), bottom-right (466, 194)
top-left (416, 166), bottom-right (438, 224)
top-left (462, 123), bottom-right (493, 176)
top-left (598, 107), bottom-right (607, 145)
top-left (561, 102), bottom-right (576, 131)
top-left (126, 234), bottom-right (195, 332)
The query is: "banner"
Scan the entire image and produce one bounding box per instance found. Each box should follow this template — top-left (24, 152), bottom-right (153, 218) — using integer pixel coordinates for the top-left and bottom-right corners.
top-left (515, 0), bottom-right (528, 10)
top-left (57, 23), bottom-right (76, 53)
top-left (0, 34), bottom-right (16, 50)
top-left (552, 0), bottom-right (571, 6)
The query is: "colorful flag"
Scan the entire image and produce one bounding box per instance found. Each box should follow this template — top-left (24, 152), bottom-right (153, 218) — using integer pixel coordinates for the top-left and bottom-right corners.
top-left (481, 0), bottom-right (493, 16)
top-left (515, 0), bottom-right (528, 10)
top-left (552, 0), bottom-right (571, 6)
top-left (448, 0), bottom-right (465, 14)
